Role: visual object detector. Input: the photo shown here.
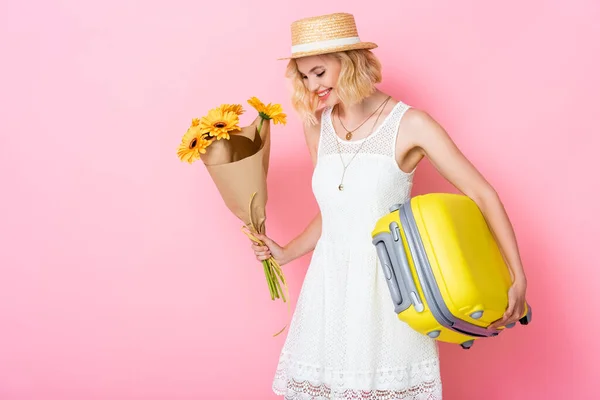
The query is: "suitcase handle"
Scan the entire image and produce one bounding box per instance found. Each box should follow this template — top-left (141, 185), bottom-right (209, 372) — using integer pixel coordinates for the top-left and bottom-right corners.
top-left (390, 221), bottom-right (425, 313)
top-left (374, 241), bottom-right (413, 313)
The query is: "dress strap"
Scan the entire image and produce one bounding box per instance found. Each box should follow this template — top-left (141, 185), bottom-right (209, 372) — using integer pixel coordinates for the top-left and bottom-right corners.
top-left (317, 106), bottom-right (336, 158)
top-left (386, 102), bottom-right (411, 160)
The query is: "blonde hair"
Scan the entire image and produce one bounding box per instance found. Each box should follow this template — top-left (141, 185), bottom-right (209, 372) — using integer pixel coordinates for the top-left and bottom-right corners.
top-left (285, 49), bottom-right (382, 126)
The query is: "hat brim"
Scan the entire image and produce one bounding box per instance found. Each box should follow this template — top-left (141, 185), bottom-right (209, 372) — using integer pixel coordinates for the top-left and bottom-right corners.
top-left (277, 41), bottom-right (378, 60)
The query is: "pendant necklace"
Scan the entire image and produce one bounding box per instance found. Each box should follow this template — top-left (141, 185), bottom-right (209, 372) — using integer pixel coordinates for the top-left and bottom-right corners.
top-left (334, 96), bottom-right (391, 191)
top-left (337, 96), bottom-right (390, 141)
top-left (334, 135), bottom-right (367, 191)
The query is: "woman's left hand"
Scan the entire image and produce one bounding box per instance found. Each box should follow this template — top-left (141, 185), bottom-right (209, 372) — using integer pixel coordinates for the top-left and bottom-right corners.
top-left (488, 279), bottom-right (527, 331)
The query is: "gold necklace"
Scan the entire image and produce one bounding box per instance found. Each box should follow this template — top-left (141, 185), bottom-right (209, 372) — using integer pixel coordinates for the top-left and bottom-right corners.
top-left (334, 96), bottom-right (391, 191)
top-left (336, 96), bottom-right (390, 140)
top-left (334, 135), bottom-right (367, 191)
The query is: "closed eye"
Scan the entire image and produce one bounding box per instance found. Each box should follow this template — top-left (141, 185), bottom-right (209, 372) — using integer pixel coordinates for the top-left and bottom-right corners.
top-left (300, 70), bottom-right (325, 79)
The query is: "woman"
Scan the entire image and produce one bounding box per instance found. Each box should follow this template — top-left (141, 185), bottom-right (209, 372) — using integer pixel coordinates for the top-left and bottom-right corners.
top-left (253, 12), bottom-right (528, 399)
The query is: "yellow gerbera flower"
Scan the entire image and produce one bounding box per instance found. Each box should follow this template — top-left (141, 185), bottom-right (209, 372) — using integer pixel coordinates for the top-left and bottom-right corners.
top-left (177, 125), bottom-right (214, 164)
top-left (200, 107), bottom-right (240, 140)
top-left (247, 97), bottom-right (287, 125)
top-left (265, 103), bottom-right (287, 125)
top-left (220, 104), bottom-right (245, 115)
top-left (247, 97), bottom-right (265, 113)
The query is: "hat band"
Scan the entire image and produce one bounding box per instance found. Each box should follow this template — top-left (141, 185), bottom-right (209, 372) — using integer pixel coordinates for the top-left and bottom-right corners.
top-left (291, 36), bottom-right (361, 54)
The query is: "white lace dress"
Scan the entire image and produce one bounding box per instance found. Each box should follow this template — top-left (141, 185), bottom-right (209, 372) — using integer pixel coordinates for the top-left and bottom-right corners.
top-left (272, 101), bottom-right (443, 399)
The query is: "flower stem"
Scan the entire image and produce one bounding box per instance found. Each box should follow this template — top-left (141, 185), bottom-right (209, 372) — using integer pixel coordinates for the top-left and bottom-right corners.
top-left (267, 261), bottom-right (279, 299)
top-left (263, 259), bottom-right (275, 300)
top-left (270, 260), bottom-right (287, 302)
top-left (258, 118), bottom-right (264, 134)
top-left (271, 265), bottom-right (285, 302)
top-left (262, 260), bottom-right (272, 298)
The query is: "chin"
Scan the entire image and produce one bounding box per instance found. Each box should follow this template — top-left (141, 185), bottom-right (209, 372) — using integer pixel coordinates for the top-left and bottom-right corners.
top-left (319, 92), bottom-right (339, 107)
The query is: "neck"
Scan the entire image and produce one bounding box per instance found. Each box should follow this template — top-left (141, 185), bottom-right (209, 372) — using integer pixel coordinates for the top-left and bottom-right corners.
top-left (335, 89), bottom-right (387, 124)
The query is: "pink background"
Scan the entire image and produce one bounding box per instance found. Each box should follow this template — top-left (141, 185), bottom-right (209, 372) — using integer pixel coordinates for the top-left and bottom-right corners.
top-left (1, 0), bottom-right (598, 399)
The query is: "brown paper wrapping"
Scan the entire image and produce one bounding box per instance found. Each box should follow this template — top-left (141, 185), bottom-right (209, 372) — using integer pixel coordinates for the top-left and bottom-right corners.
top-left (197, 114), bottom-right (289, 335)
top-left (200, 116), bottom-right (271, 234)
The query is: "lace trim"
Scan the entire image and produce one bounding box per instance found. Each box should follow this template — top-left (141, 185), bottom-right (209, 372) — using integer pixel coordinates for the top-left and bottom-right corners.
top-left (273, 355), bottom-right (442, 400)
top-left (274, 377), bottom-right (442, 400)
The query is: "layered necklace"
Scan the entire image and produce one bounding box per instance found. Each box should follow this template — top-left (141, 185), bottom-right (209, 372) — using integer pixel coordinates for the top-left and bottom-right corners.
top-left (334, 96), bottom-right (391, 191)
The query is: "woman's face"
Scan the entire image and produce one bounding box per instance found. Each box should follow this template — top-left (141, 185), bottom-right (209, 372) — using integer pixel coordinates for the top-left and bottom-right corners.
top-left (296, 54), bottom-right (342, 107)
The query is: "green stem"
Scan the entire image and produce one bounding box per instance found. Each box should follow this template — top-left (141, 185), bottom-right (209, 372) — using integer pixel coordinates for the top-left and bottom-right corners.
top-left (263, 260), bottom-right (274, 300)
top-left (270, 261), bottom-right (286, 301)
top-left (257, 117), bottom-right (264, 134)
top-left (272, 266), bottom-right (285, 302)
top-left (262, 261), bottom-right (273, 297)
top-left (266, 262), bottom-right (279, 299)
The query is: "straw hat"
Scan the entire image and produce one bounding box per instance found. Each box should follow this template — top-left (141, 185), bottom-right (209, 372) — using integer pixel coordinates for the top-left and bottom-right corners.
top-left (279, 13), bottom-right (378, 60)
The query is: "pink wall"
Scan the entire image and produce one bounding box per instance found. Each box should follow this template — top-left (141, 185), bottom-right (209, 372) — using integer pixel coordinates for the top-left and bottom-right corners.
top-left (1, 0), bottom-right (598, 399)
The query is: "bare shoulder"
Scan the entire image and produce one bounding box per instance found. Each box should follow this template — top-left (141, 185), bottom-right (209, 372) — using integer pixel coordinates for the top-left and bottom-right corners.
top-left (402, 107), bottom-right (440, 133)
top-left (395, 106), bottom-right (452, 171)
top-left (400, 107), bottom-right (453, 147)
top-left (303, 108), bottom-right (324, 167)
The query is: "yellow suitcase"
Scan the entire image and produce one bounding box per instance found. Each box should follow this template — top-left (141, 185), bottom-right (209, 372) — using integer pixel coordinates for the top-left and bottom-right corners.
top-left (371, 193), bottom-right (531, 349)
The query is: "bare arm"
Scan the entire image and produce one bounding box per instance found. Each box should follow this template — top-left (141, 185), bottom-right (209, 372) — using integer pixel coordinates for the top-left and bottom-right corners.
top-left (253, 112), bottom-right (323, 266)
top-left (400, 108), bottom-right (528, 328)
top-left (279, 212), bottom-right (322, 265)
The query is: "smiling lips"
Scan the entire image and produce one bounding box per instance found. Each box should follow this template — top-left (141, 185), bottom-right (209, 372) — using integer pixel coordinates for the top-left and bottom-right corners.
top-left (317, 88), bottom-right (332, 101)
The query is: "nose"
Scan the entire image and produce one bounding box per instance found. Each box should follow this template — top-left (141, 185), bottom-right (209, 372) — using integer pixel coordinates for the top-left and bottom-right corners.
top-left (307, 77), bottom-right (321, 93)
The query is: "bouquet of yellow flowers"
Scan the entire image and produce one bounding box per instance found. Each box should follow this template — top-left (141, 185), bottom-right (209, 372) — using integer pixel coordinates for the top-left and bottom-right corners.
top-left (177, 97), bottom-right (288, 335)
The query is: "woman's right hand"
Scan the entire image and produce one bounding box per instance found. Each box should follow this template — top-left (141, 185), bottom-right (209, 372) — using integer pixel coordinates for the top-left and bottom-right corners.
top-left (251, 233), bottom-right (287, 265)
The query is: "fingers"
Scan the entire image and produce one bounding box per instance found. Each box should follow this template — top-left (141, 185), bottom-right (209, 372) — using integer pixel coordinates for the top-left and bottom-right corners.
top-left (505, 300), bottom-right (524, 323)
top-left (251, 242), bottom-right (268, 251)
top-left (504, 300), bottom-right (515, 318)
top-left (255, 251), bottom-right (271, 261)
top-left (506, 305), bottom-right (524, 325)
top-left (488, 310), bottom-right (512, 331)
top-left (489, 314), bottom-right (510, 331)
top-left (256, 233), bottom-right (275, 247)
top-left (488, 318), bottom-right (506, 331)
top-left (251, 242), bottom-right (271, 261)
top-left (488, 305), bottom-right (524, 331)
top-left (249, 233), bottom-right (279, 262)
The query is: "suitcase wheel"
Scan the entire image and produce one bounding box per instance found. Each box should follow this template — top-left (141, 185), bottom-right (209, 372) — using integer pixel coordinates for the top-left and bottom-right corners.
top-left (519, 305), bottom-right (532, 326)
top-left (505, 322), bottom-right (516, 329)
top-left (460, 340), bottom-right (474, 350)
